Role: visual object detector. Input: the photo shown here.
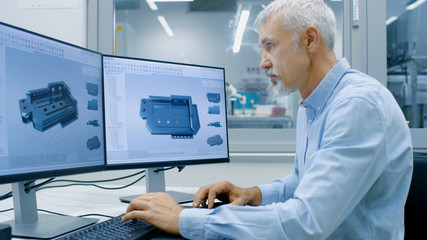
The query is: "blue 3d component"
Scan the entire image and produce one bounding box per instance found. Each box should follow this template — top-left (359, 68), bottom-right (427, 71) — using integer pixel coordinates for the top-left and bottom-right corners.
top-left (140, 95), bottom-right (200, 139)
top-left (86, 83), bottom-right (98, 96)
top-left (207, 122), bottom-right (222, 127)
top-left (207, 135), bottom-right (223, 146)
top-left (87, 99), bottom-right (98, 111)
top-left (19, 82), bottom-right (78, 132)
top-left (208, 105), bottom-right (220, 115)
top-left (206, 93), bottom-right (221, 103)
top-left (87, 136), bottom-right (101, 150)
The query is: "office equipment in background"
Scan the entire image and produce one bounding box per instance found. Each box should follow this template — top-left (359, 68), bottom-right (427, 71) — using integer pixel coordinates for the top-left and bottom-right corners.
top-left (0, 22), bottom-right (105, 239)
top-left (103, 55), bottom-right (229, 203)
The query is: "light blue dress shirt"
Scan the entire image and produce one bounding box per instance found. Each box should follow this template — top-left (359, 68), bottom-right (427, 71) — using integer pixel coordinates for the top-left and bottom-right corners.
top-left (179, 58), bottom-right (413, 239)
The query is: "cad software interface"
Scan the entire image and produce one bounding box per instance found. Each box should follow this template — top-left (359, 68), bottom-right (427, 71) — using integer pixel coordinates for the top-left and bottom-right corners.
top-left (103, 56), bottom-right (228, 165)
top-left (0, 23), bottom-right (105, 177)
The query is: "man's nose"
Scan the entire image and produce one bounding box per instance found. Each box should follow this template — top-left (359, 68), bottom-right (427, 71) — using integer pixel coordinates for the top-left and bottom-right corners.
top-left (260, 52), bottom-right (272, 70)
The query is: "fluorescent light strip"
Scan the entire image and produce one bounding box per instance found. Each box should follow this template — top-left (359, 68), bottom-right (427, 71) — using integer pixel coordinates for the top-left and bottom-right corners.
top-left (147, 0), bottom-right (193, 11)
top-left (386, 16), bottom-right (398, 25)
top-left (407, 0), bottom-right (426, 10)
top-left (153, 0), bottom-right (194, 2)
top-left (146, 0), bottom-right (158, 11)
top-left (157, 16), bottom-right (174, 37)
top-left (233, 10), bottom-right (250, 53)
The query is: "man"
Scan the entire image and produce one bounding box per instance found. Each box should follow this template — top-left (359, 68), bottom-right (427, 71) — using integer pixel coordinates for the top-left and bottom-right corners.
top-left (122, 0), bottom-right (413, 239)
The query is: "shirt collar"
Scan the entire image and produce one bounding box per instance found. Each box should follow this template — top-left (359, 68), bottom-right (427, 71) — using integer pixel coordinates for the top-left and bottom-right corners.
top-left (301, 58), bottom-right (351, 112)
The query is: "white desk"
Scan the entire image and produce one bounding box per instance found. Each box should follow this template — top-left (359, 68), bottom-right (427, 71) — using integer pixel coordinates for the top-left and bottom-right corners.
top-left (0, 185), bottom-right (197, 239)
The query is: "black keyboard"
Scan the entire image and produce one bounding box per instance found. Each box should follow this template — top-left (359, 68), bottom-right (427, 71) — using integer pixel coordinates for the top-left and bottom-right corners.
top-left (55, 214), bottom-right (163, 240)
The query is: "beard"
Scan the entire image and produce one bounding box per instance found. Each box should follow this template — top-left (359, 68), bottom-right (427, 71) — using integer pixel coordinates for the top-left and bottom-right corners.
top-left (266, 69), bottom-right (296, 96)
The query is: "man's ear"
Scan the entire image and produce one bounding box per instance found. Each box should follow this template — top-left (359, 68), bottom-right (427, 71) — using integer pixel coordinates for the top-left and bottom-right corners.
top-left (303, 25), bottom-right (321, 53)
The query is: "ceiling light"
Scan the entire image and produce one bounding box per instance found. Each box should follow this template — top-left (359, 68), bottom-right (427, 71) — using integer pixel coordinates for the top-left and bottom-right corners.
top-left (147, 0), bottom-right (193, 11)
top-left (407, 0), bottom-right (426, 10)
top-left (146, 0), bottom-right (158, 11)
top-left (233, 10), bottom-right (250, 53)
top-left (152, 0), bottom-right (194, 2)
top-left (386, 16), bottom-right (398, 25)
top-left (157, 16), bottom-right (174, 37)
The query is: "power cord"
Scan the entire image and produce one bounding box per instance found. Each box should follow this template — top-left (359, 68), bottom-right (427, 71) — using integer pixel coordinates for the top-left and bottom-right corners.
top-left (0, 170), bottom-right (146, 201)
top-left (153, 166), bottom-right (185, 173)
top-left (37, 174), bottom-right (145, 191)
top-left (0, 208), bottom-right (114, 219)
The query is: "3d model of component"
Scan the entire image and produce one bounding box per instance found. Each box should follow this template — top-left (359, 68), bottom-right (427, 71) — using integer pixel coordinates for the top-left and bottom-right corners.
top-left (87, 120), bottom-right (100, 127)
top-left (19, 82), bottom-right (78, 132)
top-left (206, 93), bottom-right (221, 103)
top-left (140, 95), bottom-right (200, 139)
top-left (207, 135), bottom-right (223, 146)
top-left (87, 136), bottom-right (101, 150)
top-left (87, 99), bottom-right (98, 111)
top-left (86, 83), bottom-right (98, 96)
top-left (208, 105), bottom-right (220, 115)
top-left (207, 122), bottom-right (222, 127)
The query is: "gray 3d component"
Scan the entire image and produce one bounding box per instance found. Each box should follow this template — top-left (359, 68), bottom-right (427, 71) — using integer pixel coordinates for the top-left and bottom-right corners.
top-left (87, 136), bottom-right (101, 150)
top-left (140, 95), bottom-right (200, 138)
top-left (87, 120), bottom-right (100, 127)
top-left (19, 82), bottom-right (78, 132)
top-left (86, 83), bottom-right (98, 96)
top-left (208, 105), bottom-right (220, 115)
top-left (207, 135), bottom-right (223, 146)
top-left (87, 99), bottom-right (98, 111)
top-left (206, 93), bottom-right (220, 103)
top-left (207, 122), bottom-right (222, 127)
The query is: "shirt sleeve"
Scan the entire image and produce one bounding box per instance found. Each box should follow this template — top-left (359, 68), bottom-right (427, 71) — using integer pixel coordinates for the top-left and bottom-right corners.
top-left (179, 205), bottom-right (291, 239)
top-left (258, 172), bottom-right (298, 205)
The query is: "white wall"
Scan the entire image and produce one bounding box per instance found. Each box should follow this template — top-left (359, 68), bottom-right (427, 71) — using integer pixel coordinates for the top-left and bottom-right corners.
top-left (0, 0), bottom-right (87, 47)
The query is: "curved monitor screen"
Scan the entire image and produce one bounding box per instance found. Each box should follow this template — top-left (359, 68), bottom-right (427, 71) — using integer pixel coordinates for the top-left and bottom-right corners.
top-left (103, 55), bottom-right (229, 169)
top-left (0, 22), bottom-right (105, 183)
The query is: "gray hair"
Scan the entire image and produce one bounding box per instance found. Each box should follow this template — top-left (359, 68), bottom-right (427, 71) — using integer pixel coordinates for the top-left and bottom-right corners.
top-left (255, 0), bottom-right (336, 51)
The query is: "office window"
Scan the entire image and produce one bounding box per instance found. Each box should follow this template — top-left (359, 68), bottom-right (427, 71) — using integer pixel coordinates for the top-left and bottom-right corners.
top-left (114, 0), bottom-right (343, 129)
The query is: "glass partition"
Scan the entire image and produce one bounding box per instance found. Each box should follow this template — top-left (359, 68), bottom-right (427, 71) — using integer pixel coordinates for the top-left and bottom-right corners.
top-left (114, 0), bottom-right (344, 129)
top-left (386, 0), bottom-right (427, 128)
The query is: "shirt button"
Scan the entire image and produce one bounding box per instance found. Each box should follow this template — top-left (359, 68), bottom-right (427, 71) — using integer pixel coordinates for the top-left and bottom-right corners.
top-left (308, 119), bottom-right (313, 123)
top-left (316, 107), bottom-right (321, 111)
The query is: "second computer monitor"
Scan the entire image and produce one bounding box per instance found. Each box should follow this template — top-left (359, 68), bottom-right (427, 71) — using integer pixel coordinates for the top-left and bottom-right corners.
top-left (103, 55), bottom-right (229, 170)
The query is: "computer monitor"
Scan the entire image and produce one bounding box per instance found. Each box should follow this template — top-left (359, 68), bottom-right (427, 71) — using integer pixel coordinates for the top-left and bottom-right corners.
top-left (102, 55), bottom-right (229, 203)
top-left (0, 22), bottom-right (105, 238)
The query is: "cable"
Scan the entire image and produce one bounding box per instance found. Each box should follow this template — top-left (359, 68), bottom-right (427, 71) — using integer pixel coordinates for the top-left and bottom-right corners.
top-left (47, 170), bottom-right (145, 185)
top-left (0, 208), bottom-right (115, 219)
top-left (153, 166), bottom-right (185, 173)
top-left (154, 167), bottom-right (175, 172)
top-left (78, 213), bottom-right (114, 219)
top-left (36, 174), bottom-right (145, 191)
top-left (0, 207), bottom-right (13, 213)
top-left (1, 170), bottom-right (146, 201)
top-left (39, 210), bottom-right (115, 219)
top-left (38, 208), bottom-right (68, 216)
top-left (25, 177), bottom-right (56, 192)
top-left (0, 191), bottom-right (12, 201)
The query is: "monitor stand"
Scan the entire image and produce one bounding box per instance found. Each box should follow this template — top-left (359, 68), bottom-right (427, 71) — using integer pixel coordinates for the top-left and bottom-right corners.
top-left (2, 181), bottom-right (98, 239)
top-left (119, 168), bottom-right (194, 204)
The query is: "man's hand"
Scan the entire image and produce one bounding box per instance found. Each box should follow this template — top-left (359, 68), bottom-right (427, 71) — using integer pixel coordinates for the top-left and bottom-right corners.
top-left (193, 181), bottom-right (262, 209)
top-left (122, 192), bottom-right (183, 235)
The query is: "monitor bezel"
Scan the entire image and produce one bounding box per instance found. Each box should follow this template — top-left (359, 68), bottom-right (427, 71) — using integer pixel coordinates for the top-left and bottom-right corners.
top-left (102, 54), bottom-right (230, 171)
top-left (0, 21), bottom-right (106, 184)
